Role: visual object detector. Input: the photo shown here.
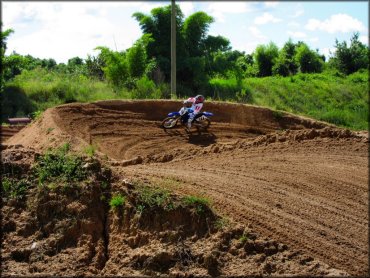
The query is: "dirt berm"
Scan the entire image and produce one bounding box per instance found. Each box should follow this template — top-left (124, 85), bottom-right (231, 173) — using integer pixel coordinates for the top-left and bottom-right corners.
top-left (3, 100), bottom-right (368, 276)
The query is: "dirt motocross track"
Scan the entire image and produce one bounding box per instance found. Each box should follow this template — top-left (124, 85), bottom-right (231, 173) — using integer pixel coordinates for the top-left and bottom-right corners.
top-left (5, 100), bottom-right (369, 276)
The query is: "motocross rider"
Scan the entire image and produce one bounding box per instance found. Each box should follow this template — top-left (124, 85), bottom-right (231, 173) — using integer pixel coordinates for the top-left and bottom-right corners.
top-left (182, 95), bottom-right (205, 130)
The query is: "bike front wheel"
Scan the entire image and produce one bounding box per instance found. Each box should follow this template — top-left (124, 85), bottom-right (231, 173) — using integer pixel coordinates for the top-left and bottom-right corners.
top-left (161, 117), bottom-right (179, 129)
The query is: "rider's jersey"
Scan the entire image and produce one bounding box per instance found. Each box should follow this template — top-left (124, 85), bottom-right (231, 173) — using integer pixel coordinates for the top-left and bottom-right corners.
top-left (185, 98), bottom-right (203, 115)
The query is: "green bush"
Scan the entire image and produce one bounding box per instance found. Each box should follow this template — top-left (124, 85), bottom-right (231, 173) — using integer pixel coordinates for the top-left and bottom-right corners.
top-left (136, 185), bottom-right (175, 211)
top-left (1, 85), bottom-right (35, 121)
top-left (131, 76), bottom-right (161, 99)
top-left (2, 177), bottom-right (30, 199)
top-left (182, 195), bottom-right (211, 214)
top-left (83, 144), bottom-right (96, 157)
top-left (35, 143), bottom-right (86, 185)
top-left (109, 194), bottom-right (126, 209)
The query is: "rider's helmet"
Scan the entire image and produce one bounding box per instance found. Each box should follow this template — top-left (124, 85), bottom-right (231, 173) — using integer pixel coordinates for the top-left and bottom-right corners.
top-left (194, 95), bottom-right (205, 104)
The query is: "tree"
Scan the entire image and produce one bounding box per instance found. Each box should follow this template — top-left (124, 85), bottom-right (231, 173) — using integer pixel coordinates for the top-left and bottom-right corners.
top-left (254, 42), bottom-right (279, 77)
top-left (67, 56), bottom-right (86, 75)
top-left (126, 35), bottom-right (152, 78)
top-left (182, 11), bottom-right (214, 57)
top-left (295, 43), bottom-right (323, 73)
top-left (273, 39), bottom-right (298, 76)
top-left (95, 46), bottom-right (128, 88)
top-left (1, 27), bottom-right (14, 86)
top-left (204, 35), bottom-right (231, 53)
top-left (330, 32), bottom-right (369, 75)
top-left (133, 5), bottom-right (184, 82)
top-left (133, 5), bottom-right (224, 95)
top-left (3, 52), bottom-right (25, 80)
top-left (85, 54), bottom-right (105, 80)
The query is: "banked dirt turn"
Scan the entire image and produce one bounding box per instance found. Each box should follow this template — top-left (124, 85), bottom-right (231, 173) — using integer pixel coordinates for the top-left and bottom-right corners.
top-left (5, 100), bottom-right (368, 276)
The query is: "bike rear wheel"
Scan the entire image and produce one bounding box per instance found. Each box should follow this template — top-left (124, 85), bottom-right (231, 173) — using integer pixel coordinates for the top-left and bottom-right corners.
top-left (161, 117), bottom-right (179, 129)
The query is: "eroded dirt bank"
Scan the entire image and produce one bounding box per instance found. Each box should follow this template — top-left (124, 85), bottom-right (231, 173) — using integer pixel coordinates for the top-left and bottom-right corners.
top-left (3, 100), bottom-right (369, 276)
top-left (1, 146), bottom-right (349, 276)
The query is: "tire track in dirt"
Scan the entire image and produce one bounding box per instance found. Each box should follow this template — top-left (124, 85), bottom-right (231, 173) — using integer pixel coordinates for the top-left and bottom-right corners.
top-left (5, 100), bottom-right (368, 276)
top-left (121, 140), bottom-right (368, 276)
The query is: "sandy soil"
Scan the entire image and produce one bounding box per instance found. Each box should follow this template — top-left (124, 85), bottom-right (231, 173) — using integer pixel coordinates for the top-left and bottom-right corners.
top-left (4, 100), bottom-right (368, 276)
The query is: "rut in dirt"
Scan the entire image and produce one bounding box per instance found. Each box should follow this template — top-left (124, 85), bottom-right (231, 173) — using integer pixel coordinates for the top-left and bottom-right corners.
top-left (4, 100), bottom-right (369, 276)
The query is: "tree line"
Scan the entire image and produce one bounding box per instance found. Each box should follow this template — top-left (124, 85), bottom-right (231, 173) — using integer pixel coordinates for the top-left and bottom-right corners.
top-left (1, 4), bottom-right (369, 97)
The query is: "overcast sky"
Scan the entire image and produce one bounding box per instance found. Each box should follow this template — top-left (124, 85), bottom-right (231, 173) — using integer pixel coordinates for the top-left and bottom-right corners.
top-left (2, 1), bottom-right (369, 63)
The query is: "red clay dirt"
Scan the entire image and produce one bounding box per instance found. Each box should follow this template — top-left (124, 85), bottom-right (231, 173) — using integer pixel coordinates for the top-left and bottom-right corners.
top-left (4, 100), bottom-right (369, 276)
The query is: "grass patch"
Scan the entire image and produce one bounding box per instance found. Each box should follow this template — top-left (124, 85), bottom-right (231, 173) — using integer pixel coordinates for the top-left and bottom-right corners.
top-left (2, 177), bottom-right (30, 200)
top-left (109, 194), bottom-right (126, 209)
top-left (182, 195), bottom-right (211, 214)
top-left (239, 232), bottom-right (249, 243)
top-left (34, 143), bottom-right (87, 186)
top-left (31, 110), bottom-right (43, 120)
top-left (83, 144), bottom-right (96, 157)
top-left (135, 185), bottom-right (175, 212)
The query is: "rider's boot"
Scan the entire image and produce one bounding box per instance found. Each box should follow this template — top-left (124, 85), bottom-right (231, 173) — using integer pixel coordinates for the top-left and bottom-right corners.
top-left (186, 120), bottom-right (191, 132)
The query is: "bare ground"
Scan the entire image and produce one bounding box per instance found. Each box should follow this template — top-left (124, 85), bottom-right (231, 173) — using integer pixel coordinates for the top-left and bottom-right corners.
top-left (3, 100), bottom-right (368, 276)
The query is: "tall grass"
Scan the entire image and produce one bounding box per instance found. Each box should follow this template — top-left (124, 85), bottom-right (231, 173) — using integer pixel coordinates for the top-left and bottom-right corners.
top-left (3, 67), bottom-right (368, 130)
top-left (2, 68), bottom-right (171, 121)
top-left (209, 69), bottom-right (368, 130)
top-left (6, 68), bottom-right (130, 110)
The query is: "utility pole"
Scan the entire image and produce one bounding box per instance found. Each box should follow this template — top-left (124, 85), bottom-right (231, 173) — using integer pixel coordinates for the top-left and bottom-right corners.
top-left (171, 0), bottom-right (176, 99)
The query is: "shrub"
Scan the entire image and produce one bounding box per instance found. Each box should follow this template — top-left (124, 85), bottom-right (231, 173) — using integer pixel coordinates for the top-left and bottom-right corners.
top-left (182, 195), bottom-right (211, 214)
top-left (84, 144), bottom-right (96, 157)
top-left (35, 143), bottom-right (86, 185)
top-left (136, 185), bottom-right (175, 211)
top-left (2, 177), bottom-right (30, 199)
top-left (109, 194), bottom-right (126, 209)
top-left (131, 76), bottom-right (161, 99)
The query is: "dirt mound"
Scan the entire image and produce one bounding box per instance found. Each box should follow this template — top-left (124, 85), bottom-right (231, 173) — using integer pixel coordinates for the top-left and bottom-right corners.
top-left (3, 100), bottom-right (368, 276)
top-left (1, 147), bottom-right (347, 276)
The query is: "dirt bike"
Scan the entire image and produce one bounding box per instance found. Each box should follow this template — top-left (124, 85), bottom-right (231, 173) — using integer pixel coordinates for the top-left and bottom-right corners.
top-left (161, 107), bottom-right (213, 130)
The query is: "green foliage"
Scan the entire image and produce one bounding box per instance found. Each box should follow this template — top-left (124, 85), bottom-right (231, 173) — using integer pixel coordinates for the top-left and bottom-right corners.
top-left (182, 11), bottom-right (214, 56)
top-left (273, 39), bottom-right (298, 76)
top-left (209, 77), bottom-right (242, 101)
top-left (136, 185), bottom-right (175, 211)
top-left (2, 177), bottom-right (30, 199)
top-left (109, 194), bottom-right (126, 209)
top-left (131, 76), bottom-right (161, 99)
top-left (31, 110), bottom-right (43, 120)
top-left (95, 46), bottom-right (129, 88)
top-left (182, 195), bottom-right (211, 214)
top-left (330, 32), bottom-right (369, 75)
top-left (1, 67), bottom-right (131, 122)
top-left (295, 43), bottom-right (323, 73)
top-left (84, 144), bottom-right (96, 157)
top-left (127, 35), bottom-right (152, 78)
top-left (1, 85), bottom-right (35, 121)
top-left (85, 54), bottom-right (105, 80)
top-left (244, 70), bottom-right (368, 130)
top-left (254, 42), bottom-right (279, 77)
top-left (1, 26), bottom-right (14, 88)
top-left (239, 232), bottom-right (249, 243)
top-left (35, 143), bottom-right (87, 185)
